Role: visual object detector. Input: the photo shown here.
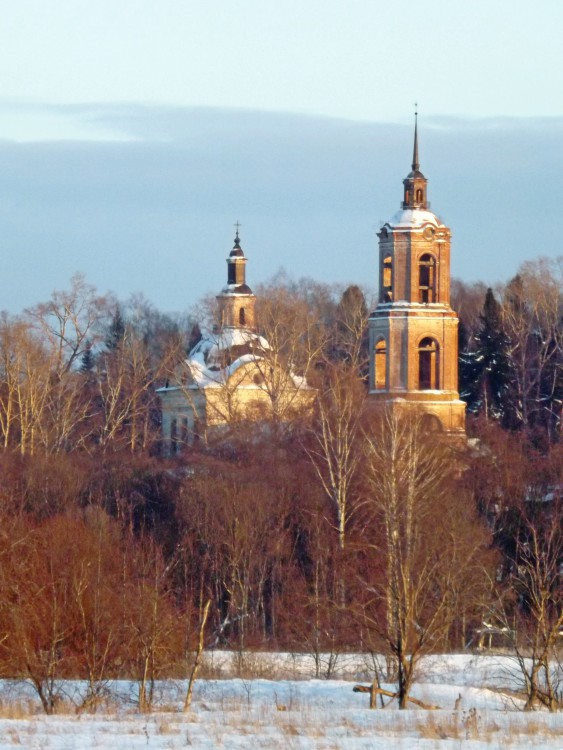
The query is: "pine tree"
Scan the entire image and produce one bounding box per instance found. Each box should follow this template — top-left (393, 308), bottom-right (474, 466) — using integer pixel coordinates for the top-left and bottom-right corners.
top-left (471, 288), bottom-right (520, 428)
top-left (458, 318), bottom-right (482, 412)
top-left (80, 339), bottom-right (95, 374)
top-left (106, 306), bottom-right (126, 351)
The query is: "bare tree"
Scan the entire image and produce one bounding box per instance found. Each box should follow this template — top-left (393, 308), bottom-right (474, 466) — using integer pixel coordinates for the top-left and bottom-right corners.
top-left (0, 318), bottom-right (54, 455)
top-left (184, 599), bottom-right (211, 711)
top-left (501, 257), bottom-right (563, 435)
top-left (499, 494), bottom-right (563, 711)
top-left (97, 322), bottom-right (178, 452)
top-left (332, 284), bottom-right (370, 373)
top-left (359, 410), bottom-right (491, 708)
top-left (254, 286), bottom-right (327, 425)
top-left (176, 456), bottom-right (294, 647)
top-left (0, 517), bottom-right (76, 713)
top-left (450, 278), bottom-right (488, 347)
top-left (126, 537), bottom-right (181, 713)
top-left (306, 363), bottom-right (365, 549)
top-left (25, 273), bottom-right (110, 377)
top-left (69, 510), bottom-right (127, 711)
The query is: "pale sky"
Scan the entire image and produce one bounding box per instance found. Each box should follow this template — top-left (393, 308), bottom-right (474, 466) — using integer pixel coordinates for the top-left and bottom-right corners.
top-left (3, 1), bottom-right (563, 124)
top-left (0, 1), bottom-right (562, 314)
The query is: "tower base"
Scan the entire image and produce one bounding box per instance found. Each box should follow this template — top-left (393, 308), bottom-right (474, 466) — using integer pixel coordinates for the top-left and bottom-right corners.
top-left (366, 392), bottom-right (466, 439)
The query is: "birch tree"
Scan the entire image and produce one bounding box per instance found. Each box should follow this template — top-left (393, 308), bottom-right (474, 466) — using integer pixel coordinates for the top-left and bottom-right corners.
top-left (360, 410), bottom-right (491, 708)
top-left (501, 257), bottom-right (563, 437)
top-left (307, 363), bottom-right (365, 549)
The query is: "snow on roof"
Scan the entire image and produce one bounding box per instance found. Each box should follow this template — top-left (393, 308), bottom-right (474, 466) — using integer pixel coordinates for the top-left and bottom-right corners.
top-left (386, 208), bottom-right (445, 231)
top-left (182, 328), bottom-right (312, 391)
top-left (219, 283), bottom-right (255, 296)
top-left (184, 328), bottom-right (271, 388)
top-left (189, 328), bottom-right (269, 367)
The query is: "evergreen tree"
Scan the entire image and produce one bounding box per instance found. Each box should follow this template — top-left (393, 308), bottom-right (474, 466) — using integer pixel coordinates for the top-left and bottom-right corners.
top-left (458, 318), bottom-right (481, 412)
top-left (106, 306), bottom-right (126, 351)
top-left (471, 288), bottom-right (520, 428)
top-left (80, 339), bottom-right (95, 374)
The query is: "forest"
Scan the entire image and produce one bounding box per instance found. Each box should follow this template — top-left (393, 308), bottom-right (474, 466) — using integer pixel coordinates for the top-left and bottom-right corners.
top-left (0, 255), bottom-right (561, 713)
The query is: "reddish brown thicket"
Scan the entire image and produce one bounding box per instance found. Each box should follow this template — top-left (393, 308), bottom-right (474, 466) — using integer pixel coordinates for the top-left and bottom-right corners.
top-left (125, 534), bottom-right (183, 712)
top-left (463, 435), bottom-right (563, 711)
top-left (0, 270), bottom-right (557, 712)
top-left (174, 445), bottom-right (306, 648)
top-left (0, 512), bottom-right (184, 713)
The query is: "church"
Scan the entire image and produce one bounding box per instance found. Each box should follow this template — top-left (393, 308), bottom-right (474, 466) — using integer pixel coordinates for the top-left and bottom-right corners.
top-left (367, 115), bottom-right (466, 435)
top-left (159, 116), bottom-right (466, 449)
top-left (158, 229), bottom-right (314, 451)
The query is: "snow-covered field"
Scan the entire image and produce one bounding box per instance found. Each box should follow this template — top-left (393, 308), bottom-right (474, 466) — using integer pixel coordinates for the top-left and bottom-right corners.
top-left (0, 653), bottom-right (561, 749)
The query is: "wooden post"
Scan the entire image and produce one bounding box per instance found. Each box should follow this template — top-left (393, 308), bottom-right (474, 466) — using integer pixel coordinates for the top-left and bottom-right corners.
top-left (370, 679), bottom-right (377, 709)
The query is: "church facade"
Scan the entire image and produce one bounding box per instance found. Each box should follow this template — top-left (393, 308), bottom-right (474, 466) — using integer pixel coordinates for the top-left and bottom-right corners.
top-left (367, 117), bottom-right (466, 435)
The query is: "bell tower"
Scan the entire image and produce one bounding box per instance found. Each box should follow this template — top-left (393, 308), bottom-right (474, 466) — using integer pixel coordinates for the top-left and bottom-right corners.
top-left (368, 115), bottom-right (466, 435)
top-left (216, 224), bottom-right (256, 330)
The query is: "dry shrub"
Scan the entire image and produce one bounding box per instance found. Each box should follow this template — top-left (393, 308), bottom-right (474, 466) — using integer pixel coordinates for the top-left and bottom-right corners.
top-left (0, 700), bottom-right (37, 719)
top-left (155, 717), bottom-right (181, 735)
top-left (234, 654), bottom-right (283, 680)
top-left (418, 709), bottom-right (484, 741)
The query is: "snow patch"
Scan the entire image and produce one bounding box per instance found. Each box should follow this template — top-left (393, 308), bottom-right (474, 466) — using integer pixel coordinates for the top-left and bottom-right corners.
top-left (386, 208), bottom-right (446, 230)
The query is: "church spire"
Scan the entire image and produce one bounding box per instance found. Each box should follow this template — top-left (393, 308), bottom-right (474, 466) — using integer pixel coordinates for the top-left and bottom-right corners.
top-left (402, 110), bottom-right (428, 210)
top-left (412, 108), bottom-right (420, 172)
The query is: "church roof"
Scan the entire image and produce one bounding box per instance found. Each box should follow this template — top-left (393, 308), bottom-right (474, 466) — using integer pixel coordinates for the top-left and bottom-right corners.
top-left (386, 208), bottom-right (445, 231)
top-left (184, 328), bottom-right (270, 388)
top-left (219, 282), bottom-right (255, 296)
top-left (230, 228), bottom-right (245, 257)
top-left (165, 326), bottom-right (312, 393)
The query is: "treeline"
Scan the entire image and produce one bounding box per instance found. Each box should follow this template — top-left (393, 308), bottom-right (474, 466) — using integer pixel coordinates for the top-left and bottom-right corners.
top-left (454, 257), bottom-right (562, 443)
top-left (0, 259), bottom-right (560, 713)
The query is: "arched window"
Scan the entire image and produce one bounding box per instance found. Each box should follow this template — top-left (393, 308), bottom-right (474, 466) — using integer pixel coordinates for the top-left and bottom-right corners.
top-left (418, 337), bottom-right (439, 390)
top-left (418, 253), bottom-right (437, 303)
top-left (239, 307), bottom-right (246, 326)
top-left (416, 188), bottom-right (423, 203)
top-left (382, 255), bottom-right (393, 301)
top-left (375, 339), bottom-right (387, 390)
